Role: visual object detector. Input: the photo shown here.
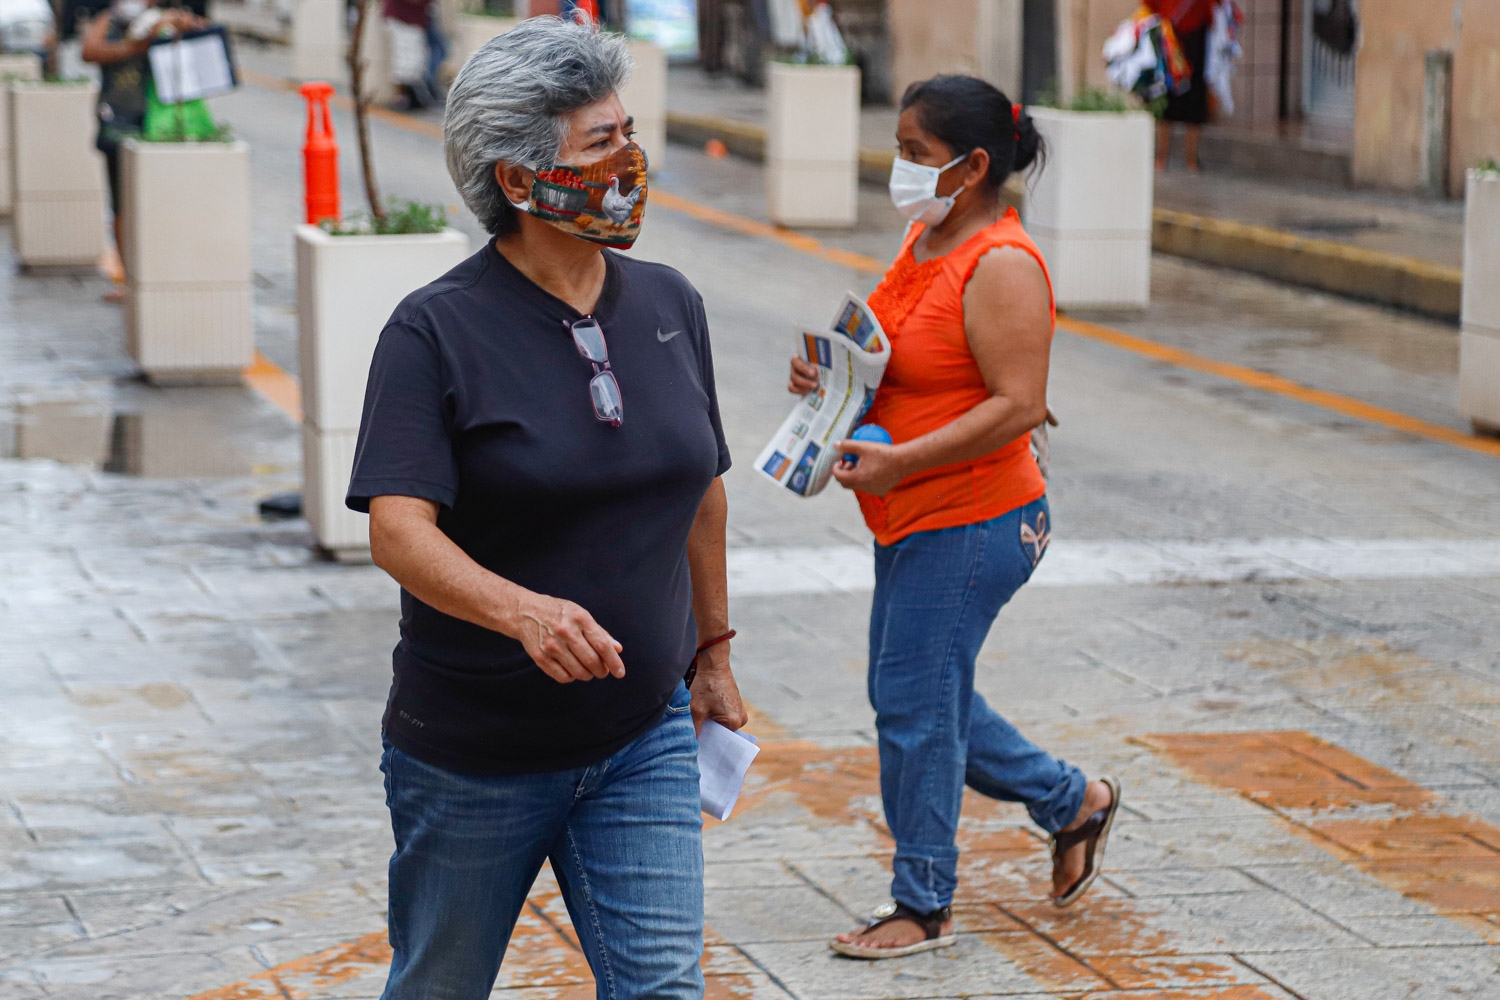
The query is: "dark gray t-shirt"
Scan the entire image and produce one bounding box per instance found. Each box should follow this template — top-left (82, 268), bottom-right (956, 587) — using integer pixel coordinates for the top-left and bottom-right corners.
top-left (347, 243), bottom-right (731, 774)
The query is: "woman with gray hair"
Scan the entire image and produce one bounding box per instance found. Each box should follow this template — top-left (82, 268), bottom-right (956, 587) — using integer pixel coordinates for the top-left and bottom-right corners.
top-left (344, 16), bottom-right (748, 999)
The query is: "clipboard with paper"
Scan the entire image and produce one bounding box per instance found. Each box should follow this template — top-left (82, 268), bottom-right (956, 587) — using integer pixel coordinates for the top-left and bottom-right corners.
top-left (754, 292), bottom-right (890, 499)
top-left (147, 26), bottom-right (239, 105)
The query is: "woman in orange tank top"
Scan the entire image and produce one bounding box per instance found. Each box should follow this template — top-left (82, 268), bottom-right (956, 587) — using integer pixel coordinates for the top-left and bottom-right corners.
top-left (788, 76), bottom-right (1122, 959)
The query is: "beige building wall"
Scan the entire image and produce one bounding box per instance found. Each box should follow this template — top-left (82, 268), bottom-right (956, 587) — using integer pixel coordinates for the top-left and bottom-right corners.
top-left (886, 0), bottom-right (1022, 101)
top-left (1352, 0), bottom-right (1460, 189)
top-left (1060, 0), bottom-right (1137, 95)
top-left (1452, 0), bottom-right (1500, 192)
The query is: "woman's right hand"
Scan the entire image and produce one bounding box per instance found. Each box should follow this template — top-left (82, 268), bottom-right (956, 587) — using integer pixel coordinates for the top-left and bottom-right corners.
top-left (787, 356), bottom-right (820, 395)
top-left (513, 593), bottom-right (625, 684)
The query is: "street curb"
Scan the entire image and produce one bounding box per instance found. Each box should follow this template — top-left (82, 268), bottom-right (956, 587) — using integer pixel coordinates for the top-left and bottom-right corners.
top-left (665, 110), bottom-right (1462, 322)
top-left (667, 110), bottom-right (895, 186)
top-left (1152, 208), bottom-right (1462, 322)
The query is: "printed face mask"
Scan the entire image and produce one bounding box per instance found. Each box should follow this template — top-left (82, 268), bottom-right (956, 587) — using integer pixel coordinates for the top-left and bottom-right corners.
top-left (513, 142), bottom-right (648, 249)
top-left (888, 153), bottom-right (967, 226)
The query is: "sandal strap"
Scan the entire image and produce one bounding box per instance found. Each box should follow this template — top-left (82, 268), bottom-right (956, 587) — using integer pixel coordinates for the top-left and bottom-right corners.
top-left (858, 900), bottom-right (951, 941)
top-left (1051, 809), bottom-right (1107, 854)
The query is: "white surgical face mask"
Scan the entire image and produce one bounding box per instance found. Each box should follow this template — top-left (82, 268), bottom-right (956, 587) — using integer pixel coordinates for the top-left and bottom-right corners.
top-left (115, 0), bottom-right (147, 20)
top-left (888, 154), bottom-right (967, 226)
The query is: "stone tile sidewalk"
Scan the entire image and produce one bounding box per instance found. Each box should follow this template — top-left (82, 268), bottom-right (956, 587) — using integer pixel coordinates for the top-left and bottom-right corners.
top-left (3, 69), bottom-right (1500, 999)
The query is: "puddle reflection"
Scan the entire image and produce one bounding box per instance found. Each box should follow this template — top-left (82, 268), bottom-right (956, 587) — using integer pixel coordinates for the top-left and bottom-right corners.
top-left (106, 410), bottom-right (254, 478)
top-left (3, 380), bottom-right (297, 478)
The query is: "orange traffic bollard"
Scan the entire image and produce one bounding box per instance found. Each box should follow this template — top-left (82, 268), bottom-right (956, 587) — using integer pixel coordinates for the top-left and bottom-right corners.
top-left (299, 82), bottom-right (340, 226)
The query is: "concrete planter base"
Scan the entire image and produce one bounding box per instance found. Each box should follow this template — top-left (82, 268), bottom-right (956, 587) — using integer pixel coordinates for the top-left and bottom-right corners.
top-left (0, 55), bottom-right (43, 216)
top-left (621, 39), bottom-right (667, 168)
top-left (1024, 108), bottom-right (1154, 310)
top-left (121, 140), bottom-right (253, 384)
top-left (10, 82), bottom-right (106, 268)
top-left (357, 2), bottom-right (398, 105)
top-left (292, 0), bottom-right (345, 79)
top-left (765, 62), bottom-right (860, 228)
top-left (1461, 169), bottom-right (1500, 435)
top-left (295, 224), bottom-right (470, 556)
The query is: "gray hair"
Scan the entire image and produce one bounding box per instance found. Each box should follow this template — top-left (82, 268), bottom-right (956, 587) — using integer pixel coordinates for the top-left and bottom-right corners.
top-left (444, 16), bottom-right (633, 235)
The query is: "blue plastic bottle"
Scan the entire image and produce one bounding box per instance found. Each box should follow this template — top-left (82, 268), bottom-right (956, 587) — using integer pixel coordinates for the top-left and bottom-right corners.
top-left (844, 424), bottom-right (893, 466)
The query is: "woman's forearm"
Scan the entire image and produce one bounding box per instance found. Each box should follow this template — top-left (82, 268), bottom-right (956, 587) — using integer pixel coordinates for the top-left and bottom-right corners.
top-left (370, 500), bottom-right (531, 638)
top-left (686, 477), bottom-right (730, 641)
top-left (892, 394), bottom-right (1046, 479)
top-left (370, 496), bottom-right (625, 683)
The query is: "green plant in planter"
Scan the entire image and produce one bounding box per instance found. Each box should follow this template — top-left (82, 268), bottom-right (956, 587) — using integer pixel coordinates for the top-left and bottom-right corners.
top-left (322, 199), bottom-right (449, 236)
top-left (1478, 158), bottom-right (1500, 176)
top-left (1036, 85), bottom-right (1135, 114)
top-left (770, 48), bottom-right (856, 67)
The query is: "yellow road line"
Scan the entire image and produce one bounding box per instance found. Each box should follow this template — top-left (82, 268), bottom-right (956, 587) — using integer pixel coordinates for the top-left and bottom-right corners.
top-left (239, 71), bottom-right (1499, 461)
top-left (243, 351), bottom-right (303, 422)
top-left (1058, 315), bottom-right (1500, 459)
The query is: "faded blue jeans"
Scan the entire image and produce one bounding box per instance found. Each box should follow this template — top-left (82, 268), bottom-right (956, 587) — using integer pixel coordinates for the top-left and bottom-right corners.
top-left (869, 498), bottom-right (1087, 914)
top-left (379, 684), bottom-right (704, 1000)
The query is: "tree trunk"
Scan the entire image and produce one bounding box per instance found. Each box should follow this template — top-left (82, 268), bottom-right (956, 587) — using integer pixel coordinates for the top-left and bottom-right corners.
top-left (347, 0), bottom-right (386, 222)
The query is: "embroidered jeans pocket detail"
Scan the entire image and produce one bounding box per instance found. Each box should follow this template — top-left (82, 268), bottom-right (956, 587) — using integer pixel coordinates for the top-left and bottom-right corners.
top-left (1019, 508), bottom-right (1050, 568)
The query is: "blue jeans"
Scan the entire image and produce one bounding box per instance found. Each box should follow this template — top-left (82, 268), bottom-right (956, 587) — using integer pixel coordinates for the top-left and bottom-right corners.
top-left (868, 498), bottom-right (1086, 914)
top-left (380, 684), bottom-right (704, 1000)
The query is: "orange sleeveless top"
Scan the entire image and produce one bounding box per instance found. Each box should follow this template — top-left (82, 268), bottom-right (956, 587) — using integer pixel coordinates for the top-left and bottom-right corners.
top-left (857, 209), bottom-right (1054, 546)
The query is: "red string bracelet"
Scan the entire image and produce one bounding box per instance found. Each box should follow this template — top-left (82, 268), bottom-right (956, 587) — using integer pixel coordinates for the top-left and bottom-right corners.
top-left (685, 629), bottom-right (736, 688)
top-left (697, 629), bottom-right (737, 653)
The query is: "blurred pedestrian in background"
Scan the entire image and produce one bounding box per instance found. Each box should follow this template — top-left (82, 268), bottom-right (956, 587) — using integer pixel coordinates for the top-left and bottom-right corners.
top-left (422, 0), bottom-right (447, 98)
top-left (1149, 0), bottom-right (1216, 171)
top-left (81, 0), bottom-right (204, 302)
top-left (383, 0), bottom-right (432, 108)
top-left (789, 74), bottom-right (1121, 959)
top-left (347, 16), bottom-right (747, 999)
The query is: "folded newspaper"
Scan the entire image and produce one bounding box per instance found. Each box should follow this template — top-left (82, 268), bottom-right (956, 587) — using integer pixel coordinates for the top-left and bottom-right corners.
top-left (755, 293), bottom-right (890, 498)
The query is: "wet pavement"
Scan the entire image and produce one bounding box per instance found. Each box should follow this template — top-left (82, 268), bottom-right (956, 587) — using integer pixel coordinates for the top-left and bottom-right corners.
top-left (3, 58), bottom-right (1500, 1000)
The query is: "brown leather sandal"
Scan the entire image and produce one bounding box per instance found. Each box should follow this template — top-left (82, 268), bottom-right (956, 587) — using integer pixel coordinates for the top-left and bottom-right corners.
top-left (1049, 774), bottom-right (1121, 909)
top-left (829, 901), bottom-right (957, 959)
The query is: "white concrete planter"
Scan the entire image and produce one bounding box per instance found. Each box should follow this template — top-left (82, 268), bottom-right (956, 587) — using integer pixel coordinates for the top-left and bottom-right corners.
top-left (120, 140), bottom-right (253, 384)
top-left (621, 38), bottom-right (667, 169)
top-left (452, 14), bottom-right (517, 74)
top-left (1024, 108), bottom-right (1154, 310)
top-left (765, 62), bottom-right (860, 228)
top-left (291, 0), bottom-right (345, 80)
top-left (0, 54), bottom-right (42, 216)
top-left (1461, 169), bottom-right (1500, 435)
top-left (357, 2), bottom-right (399, 105)
top-left (10, 81), bottom-right (106, 268)
top-left (295, 224), bottom-right (470, 557)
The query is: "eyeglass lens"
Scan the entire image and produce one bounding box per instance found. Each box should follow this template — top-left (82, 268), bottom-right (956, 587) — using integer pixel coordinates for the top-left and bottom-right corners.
top-left (590, 371), bottom-right (623, 425)
top-left (571, 318), bottom-right (609, 364)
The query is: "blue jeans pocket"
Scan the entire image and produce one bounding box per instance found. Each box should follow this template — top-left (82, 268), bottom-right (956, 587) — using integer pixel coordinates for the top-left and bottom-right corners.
top-left (664, 681), bottom-right (692, 715)
top-left (1017, 498), bottom-right (1051, 574)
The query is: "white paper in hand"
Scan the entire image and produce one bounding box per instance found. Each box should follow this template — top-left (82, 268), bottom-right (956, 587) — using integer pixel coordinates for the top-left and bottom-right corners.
top-left (698, 721), bottom-right (759, 821)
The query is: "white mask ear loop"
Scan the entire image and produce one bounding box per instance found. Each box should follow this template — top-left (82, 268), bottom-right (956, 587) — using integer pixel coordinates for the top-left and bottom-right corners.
top-left (506, 164), bottom-right (539, 213)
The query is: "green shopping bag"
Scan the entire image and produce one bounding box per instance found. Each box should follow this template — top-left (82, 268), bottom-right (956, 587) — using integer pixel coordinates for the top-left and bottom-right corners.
top-left (142, 81), bottom-right (220, 142)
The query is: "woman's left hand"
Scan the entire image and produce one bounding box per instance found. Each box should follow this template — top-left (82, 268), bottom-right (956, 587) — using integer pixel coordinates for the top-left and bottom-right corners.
top-left (831, 439), bottom-right (908, 497)
top-left (690, 643), bottom-right (748, 736)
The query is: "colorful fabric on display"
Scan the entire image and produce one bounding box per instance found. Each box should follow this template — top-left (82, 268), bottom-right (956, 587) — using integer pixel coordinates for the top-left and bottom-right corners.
top-left (1204, 0), bottom-right (1244, 115)
top-left (1102, 6), bottom-right (1194, 102)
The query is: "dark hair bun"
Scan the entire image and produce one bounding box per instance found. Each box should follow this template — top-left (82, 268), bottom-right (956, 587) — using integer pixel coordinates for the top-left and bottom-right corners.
top-left (1012, 107), bottom-right (1043, 174)
top-left (899, 74), bottom-right (1047, 189)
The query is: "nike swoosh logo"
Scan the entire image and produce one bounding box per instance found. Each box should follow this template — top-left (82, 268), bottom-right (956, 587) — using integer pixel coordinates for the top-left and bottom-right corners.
top-left (657, 329), bottom-right (683, 343)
